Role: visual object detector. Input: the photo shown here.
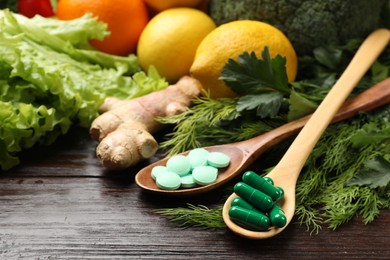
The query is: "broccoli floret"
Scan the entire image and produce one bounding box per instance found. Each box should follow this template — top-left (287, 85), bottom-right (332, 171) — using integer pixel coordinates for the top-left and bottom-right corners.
top-left (0, 0), bottom-right (17, 12)
top-left (209, 0), bottom-right (387, 55)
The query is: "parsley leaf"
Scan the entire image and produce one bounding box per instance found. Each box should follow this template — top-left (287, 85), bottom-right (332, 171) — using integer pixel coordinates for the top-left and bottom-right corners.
top-left (220, 47), bottom-right (290, 118)
top-left (236, 92), bottom-right (283, 118)
top-left (347, 156), bottom-right (390, 189)
top-left (287, 90), bottom-right (318, 121)
top-left (220, 47), bottom-right (290, 95)
top-left (350, 121), bottom-right (390, 148)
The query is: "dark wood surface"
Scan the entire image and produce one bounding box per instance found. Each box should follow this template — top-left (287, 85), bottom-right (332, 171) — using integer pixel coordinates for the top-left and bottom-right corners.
top-left (0, 127), bottom-right (389, 259)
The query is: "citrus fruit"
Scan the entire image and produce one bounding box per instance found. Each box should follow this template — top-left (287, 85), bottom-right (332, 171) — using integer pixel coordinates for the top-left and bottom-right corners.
top-left (190, 20), bottom-right (298, 98)
top-left (137, 8), bottom-right (216, 83)
top-left (143, 0), bottom-right (204, 11)
top-left (56, 0), bottom-right (149, 56)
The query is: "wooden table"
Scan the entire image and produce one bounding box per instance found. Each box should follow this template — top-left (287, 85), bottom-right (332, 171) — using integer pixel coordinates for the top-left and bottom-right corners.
top-left (1, 127), bottom-right (389, 259)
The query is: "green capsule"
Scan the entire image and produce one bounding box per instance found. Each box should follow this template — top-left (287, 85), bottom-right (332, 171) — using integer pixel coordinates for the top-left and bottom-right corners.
top-left (242, 171), bottom-right (281, 202)
top-left (263, 176), bottom-right (274, 185)
top-left (275, 186), bottom-right (285, 202)
top-left (234, 182), bottom-right (273, 211)
top-left (229, 206), bottom-right (270, 231)
top-left (231, 197), bottom-right (256, 211)
top-left (231, 197), bottom-right (267, 214)
top-left (269, 204), bottom-right (287, 228)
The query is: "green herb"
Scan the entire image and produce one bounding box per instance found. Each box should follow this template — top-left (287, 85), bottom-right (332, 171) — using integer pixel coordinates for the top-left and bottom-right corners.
top-left (347, 156), bottom-right (390, 189)
top-left (220, 47), bottom-right (290, 118)
top-left (0, 10), bottom-right (167, 170)
top-left (158, 96), bottom-right (240, 155)
top-left (220, 47), bottom-right (290, 95)
top-left (155, 204), bottom-right (225, 228)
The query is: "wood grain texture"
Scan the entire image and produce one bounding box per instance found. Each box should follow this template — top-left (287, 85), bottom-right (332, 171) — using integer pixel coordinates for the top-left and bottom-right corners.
top-left (0, 128), bottom-right (389, 259)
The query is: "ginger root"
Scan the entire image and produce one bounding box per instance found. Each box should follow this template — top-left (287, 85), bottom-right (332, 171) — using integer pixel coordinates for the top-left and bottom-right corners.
top-left (90, 76), bottom-right (202, 170)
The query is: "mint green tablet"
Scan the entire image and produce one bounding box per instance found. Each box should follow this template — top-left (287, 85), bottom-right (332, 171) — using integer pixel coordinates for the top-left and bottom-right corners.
top-left (207, 152), bottom-right (230, 168)
top-left (151, 165), bottom-right (168, 180)
top-left (188, 148), bottom-right (209, 158)
top-left (166, 155), bottom-right (191, 177)
top-left (156, 171), bottom-right (181, 190)
top-left (180, 174), bottom-right (197, 188)
top-left (187, 148), bottom-right (209, 169)
top-left (192, 165), bottom-right (218, 186)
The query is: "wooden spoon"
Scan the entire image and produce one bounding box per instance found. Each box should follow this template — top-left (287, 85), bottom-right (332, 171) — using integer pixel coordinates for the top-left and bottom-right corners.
top-left (135, 29), bottom-right (390, 199)
top-left (222, 28), bottom-right (390, 239)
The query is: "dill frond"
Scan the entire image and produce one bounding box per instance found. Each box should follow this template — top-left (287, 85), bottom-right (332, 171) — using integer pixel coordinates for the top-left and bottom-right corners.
top-left (158, 96), bottom-right (239, 156)
top-left (295, 205), bottom-right (323, 235)
top-left (155, 204), bottom-right (225, 229)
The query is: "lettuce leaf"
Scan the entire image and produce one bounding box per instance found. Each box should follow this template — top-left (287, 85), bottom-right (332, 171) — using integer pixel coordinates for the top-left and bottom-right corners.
top-left (0, 10), bottom-right (168, 170)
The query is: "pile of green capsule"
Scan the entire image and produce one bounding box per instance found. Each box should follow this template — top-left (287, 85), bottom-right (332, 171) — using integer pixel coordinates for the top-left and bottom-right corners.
top-left (151, 148), bottom-right (230, 190)
top-left (229, 171), bottom-right (287, 231)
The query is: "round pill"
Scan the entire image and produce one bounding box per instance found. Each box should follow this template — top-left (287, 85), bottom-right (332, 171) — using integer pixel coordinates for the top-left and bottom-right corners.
top-left (151, 165), bottom-right (168, 180)
top-left (188, 148), bottom-right (209, 157)
top-left (207, 152), bottom-right (230, 168)
top-left (187, 150), bottom-right (208, 169)
top-left (155, 171), bottom-right (181, 190)
top-left (166, 155), bottom-right (191, 177)
top-left (192, 165), bottom-right (218, 186)
top-left (180, 174), bottom-right (197, 188)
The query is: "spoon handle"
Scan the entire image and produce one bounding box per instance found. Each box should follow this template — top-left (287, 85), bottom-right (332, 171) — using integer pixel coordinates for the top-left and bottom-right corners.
top-left (271, 29), bottom-right (390, 177)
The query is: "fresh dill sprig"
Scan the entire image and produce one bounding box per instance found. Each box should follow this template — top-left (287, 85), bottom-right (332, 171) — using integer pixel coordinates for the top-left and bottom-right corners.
top-left (157, 96), bottom-right (239, 156)
top-left (295, 106), bottom-right (390, 231)
top-left (295, 205), bottom-right (323, 235)
top-left (155, 204), bottom-right (225, 229)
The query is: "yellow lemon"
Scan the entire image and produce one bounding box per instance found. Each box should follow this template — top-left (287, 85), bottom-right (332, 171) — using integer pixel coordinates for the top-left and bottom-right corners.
top-left (137, 8), bottom-right (216, 83)
top-left (190, 20), bottom-right (298, 98)
top-left (144, 0), bottom-right (204, 11)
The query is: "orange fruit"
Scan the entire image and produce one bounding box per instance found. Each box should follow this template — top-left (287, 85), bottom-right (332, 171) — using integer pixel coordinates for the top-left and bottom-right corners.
top-left (190, 20), bottom-right (298, 98)
top-left (143, 0), bottom-right (204, 11)
top-left (56, 0), bottom-right (149, 56)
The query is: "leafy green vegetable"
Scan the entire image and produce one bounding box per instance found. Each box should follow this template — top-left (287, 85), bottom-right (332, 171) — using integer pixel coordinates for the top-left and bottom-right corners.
top-left (236, 92), bottom-right (284, 118)
top-left (287, 90), bottom-right (318, 121)
top-left (0, 11), bottom-right (140, 72)
top-left (0, 1), bottom-right (17, 12)
top-left (220, 48), bottom-right (290, 95)
top-left (220, 48), bottom-right (289, 118)
top-left (347, 156), bottom-right (390, 189)
top-left (0, 10), bottom-right (167, 170)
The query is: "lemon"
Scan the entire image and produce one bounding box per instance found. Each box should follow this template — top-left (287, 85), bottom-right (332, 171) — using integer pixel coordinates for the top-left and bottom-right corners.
top-left (137, 8), bottom-right (216, 83)
top-left (144, 0), bottom-right (204, 11)
top-left (190, 20), bottom-right (298, 98)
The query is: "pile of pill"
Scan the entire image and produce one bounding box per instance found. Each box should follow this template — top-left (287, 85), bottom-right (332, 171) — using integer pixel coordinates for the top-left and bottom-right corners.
top-left (151, 148), bottom-right (230, 190)
top-left (228, 171), bottom-right (287, 231)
